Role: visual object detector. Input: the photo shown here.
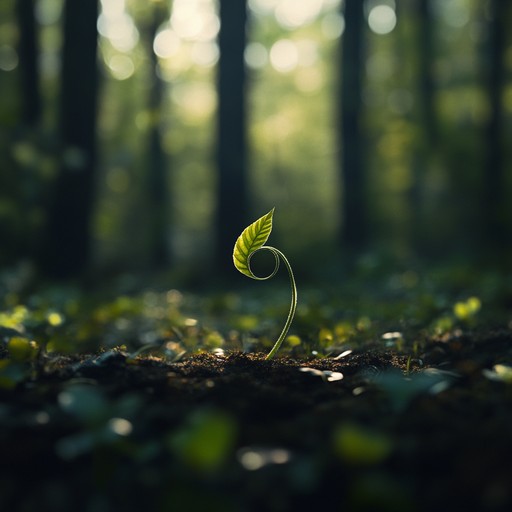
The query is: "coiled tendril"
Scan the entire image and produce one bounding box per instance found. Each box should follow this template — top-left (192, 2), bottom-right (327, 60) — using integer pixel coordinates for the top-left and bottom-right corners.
top-left (246, 246), bottom-right (297, 360)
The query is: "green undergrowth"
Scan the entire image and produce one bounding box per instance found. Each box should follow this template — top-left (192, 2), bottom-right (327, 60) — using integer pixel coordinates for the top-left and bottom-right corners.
top-left (1, 262), bottom-right (512, 511)
top-left (1, 261), bottom-right (510, 378)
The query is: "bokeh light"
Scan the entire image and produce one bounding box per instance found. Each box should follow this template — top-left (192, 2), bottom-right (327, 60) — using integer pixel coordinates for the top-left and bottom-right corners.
top-left (296, 40), bottom-right (319, 67)
top-left (295, 68), bottom-right (324, 93)
top-left (153, 27), bottom-right (181, 59)
top-left (100, 0), bottom-right (125, 18)
top-left (0, 45), bottom-right (18, 71)
top-left (321, 12), bottom-right (345, 39)
top-left (107, 54), bottom-right (135, 80)
top-left (270, 39), bottom-right (299, 73)
top-left (275, 0), bottom-right (324, 29)
top-left (248, 0), bottom-right (280, 16)
top-left (171, 82), bottom-right (216, 123)
top-left (245, 42), bottom-right (268, 69)
top-left (35, 0), bottom-right (62, 25)
top-left (98, 7), bottom-right (139, 52)
top-left (439, 0), bottom-right (471, 28)
top-left (106, 167), bottom-right (130, 194)
top-left (368, 5), bottom-right (397, 35)
top-left (170, 0), bottom-right (219, 42)
top-left (190, 41), bottom-right (219, 67)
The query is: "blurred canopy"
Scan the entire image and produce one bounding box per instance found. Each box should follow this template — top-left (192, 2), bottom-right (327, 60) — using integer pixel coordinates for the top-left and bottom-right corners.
top-left (0, 0), bottom-right (511, 283)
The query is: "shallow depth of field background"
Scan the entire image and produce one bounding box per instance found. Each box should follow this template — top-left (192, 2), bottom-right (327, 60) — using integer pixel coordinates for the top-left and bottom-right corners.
top-left (1, 0), bottom-right (511, 285)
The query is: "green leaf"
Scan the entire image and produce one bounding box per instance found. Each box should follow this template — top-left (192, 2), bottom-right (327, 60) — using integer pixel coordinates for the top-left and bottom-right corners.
top-left (233, 208), bottom-right (274, 278)
top-left (231, 207), bottom-right (297, 360)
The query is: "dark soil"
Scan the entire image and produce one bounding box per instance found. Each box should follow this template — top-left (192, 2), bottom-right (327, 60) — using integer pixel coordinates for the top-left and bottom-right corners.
top-left (2, 329), bottom-right (512, 512)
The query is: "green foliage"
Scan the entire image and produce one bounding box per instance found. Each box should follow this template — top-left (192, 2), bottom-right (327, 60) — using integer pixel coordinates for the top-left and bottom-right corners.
top-left (0, 258), bottom-right (509, 361)
top-left (453, 296), bottom-right (481, 322)
top-left (233, 209), bottom-right (297, 359)
top-left (333, 423), bottom-right (392, 466)
top-left (483, 364), bottom-right (512, 384)
top-left (7, 336), bottom-right (38, 362)
top-left (167, 409), bottom-right (237, 474)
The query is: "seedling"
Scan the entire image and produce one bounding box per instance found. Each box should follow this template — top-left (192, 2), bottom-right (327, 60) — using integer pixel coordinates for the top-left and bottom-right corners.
top-left (233, 208), bottom-right (297, 359)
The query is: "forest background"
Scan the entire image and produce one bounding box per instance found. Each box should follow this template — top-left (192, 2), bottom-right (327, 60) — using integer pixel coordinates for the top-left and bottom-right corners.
top-left (3, 4), bottom-right (512, 511)
top-left (0, 0), bottom-right (511, 290)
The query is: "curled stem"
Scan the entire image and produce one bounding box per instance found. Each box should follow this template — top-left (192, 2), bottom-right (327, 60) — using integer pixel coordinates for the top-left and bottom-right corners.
top-left (247, 246), bottom-right (297, 360)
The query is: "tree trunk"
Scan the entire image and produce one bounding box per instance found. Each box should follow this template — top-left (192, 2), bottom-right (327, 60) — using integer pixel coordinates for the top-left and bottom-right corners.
top-left (339, 0), bottom-right (366, 253)
top-left (16, 0), bottom-right (41, 126)
top-left (409, 0), bottom-right (436, 254)
top-left (41, 0), bottom-right (99, 279)
top-left (145, 4), bottom-right (170, 269)
top-left (416, 0), bottom-right (435, 147)
top-left (215, 0), bottom-right (248, 274)
top-left (482, 0), bottom-right (509, 253)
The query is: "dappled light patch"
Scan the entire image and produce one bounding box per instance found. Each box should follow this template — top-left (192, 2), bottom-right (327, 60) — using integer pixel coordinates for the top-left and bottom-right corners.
top-left (238, 446), bottom-right (292, 470)
top-left (334, 349), bottom-right (353, 359)
top-left (107, 417), bottom-right (133, 436)
top-left (483, 364), bottom-right (512, 384)
top-left (299, 366), bottom-right (343, 382)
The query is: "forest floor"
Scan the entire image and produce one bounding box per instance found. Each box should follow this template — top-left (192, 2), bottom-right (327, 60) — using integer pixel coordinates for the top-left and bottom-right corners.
top-left (1, 263), bottom-right (512, 511)
top-left (2, 329), bottom-right (512, 512)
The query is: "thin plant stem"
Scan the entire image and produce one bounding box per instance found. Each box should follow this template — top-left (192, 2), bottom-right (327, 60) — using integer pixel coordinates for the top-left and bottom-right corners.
top-left (247, 246), bottom-right (297, 360)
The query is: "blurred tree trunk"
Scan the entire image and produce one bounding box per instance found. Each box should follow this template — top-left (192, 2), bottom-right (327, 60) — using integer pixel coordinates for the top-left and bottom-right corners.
top-left (409, 0), bottom-right (436, 254)
top-left (339, 0), bottom-right (366, 253)
top-left (16, 0), bottom-right (41, 126)
top-left (41, 0), bottom-right (99, 279)
top-left (144, 2), bottom-right (171, 269)
top-left (215, 0), bottom-right (248, 274)
top-left (14, 0), bottom-right (41, 265)
top-left (416, 0), bottom-right (435, 147)
top-left (482, 0), bottom-right (510, 253)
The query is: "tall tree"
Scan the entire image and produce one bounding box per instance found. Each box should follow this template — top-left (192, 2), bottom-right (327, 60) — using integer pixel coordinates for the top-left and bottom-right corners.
top-left (41, 0), bottom-right (99, 279)
top-left (11, 0), bottom-right (41, 266)
top-left (142, 2), bottom-right (171, 269)
top-left (416, 0), bottom-right (435, 147)
top-left (339, 0), bottom-right (366, 253)
top-left (408, 0), bottom-right (436, 254)
top-left (16, 0), bottom-right (41, 126)
top-left (215, 0), bottom-right (248, 273)
top-left (481, 0), bottom-right (510, 253)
